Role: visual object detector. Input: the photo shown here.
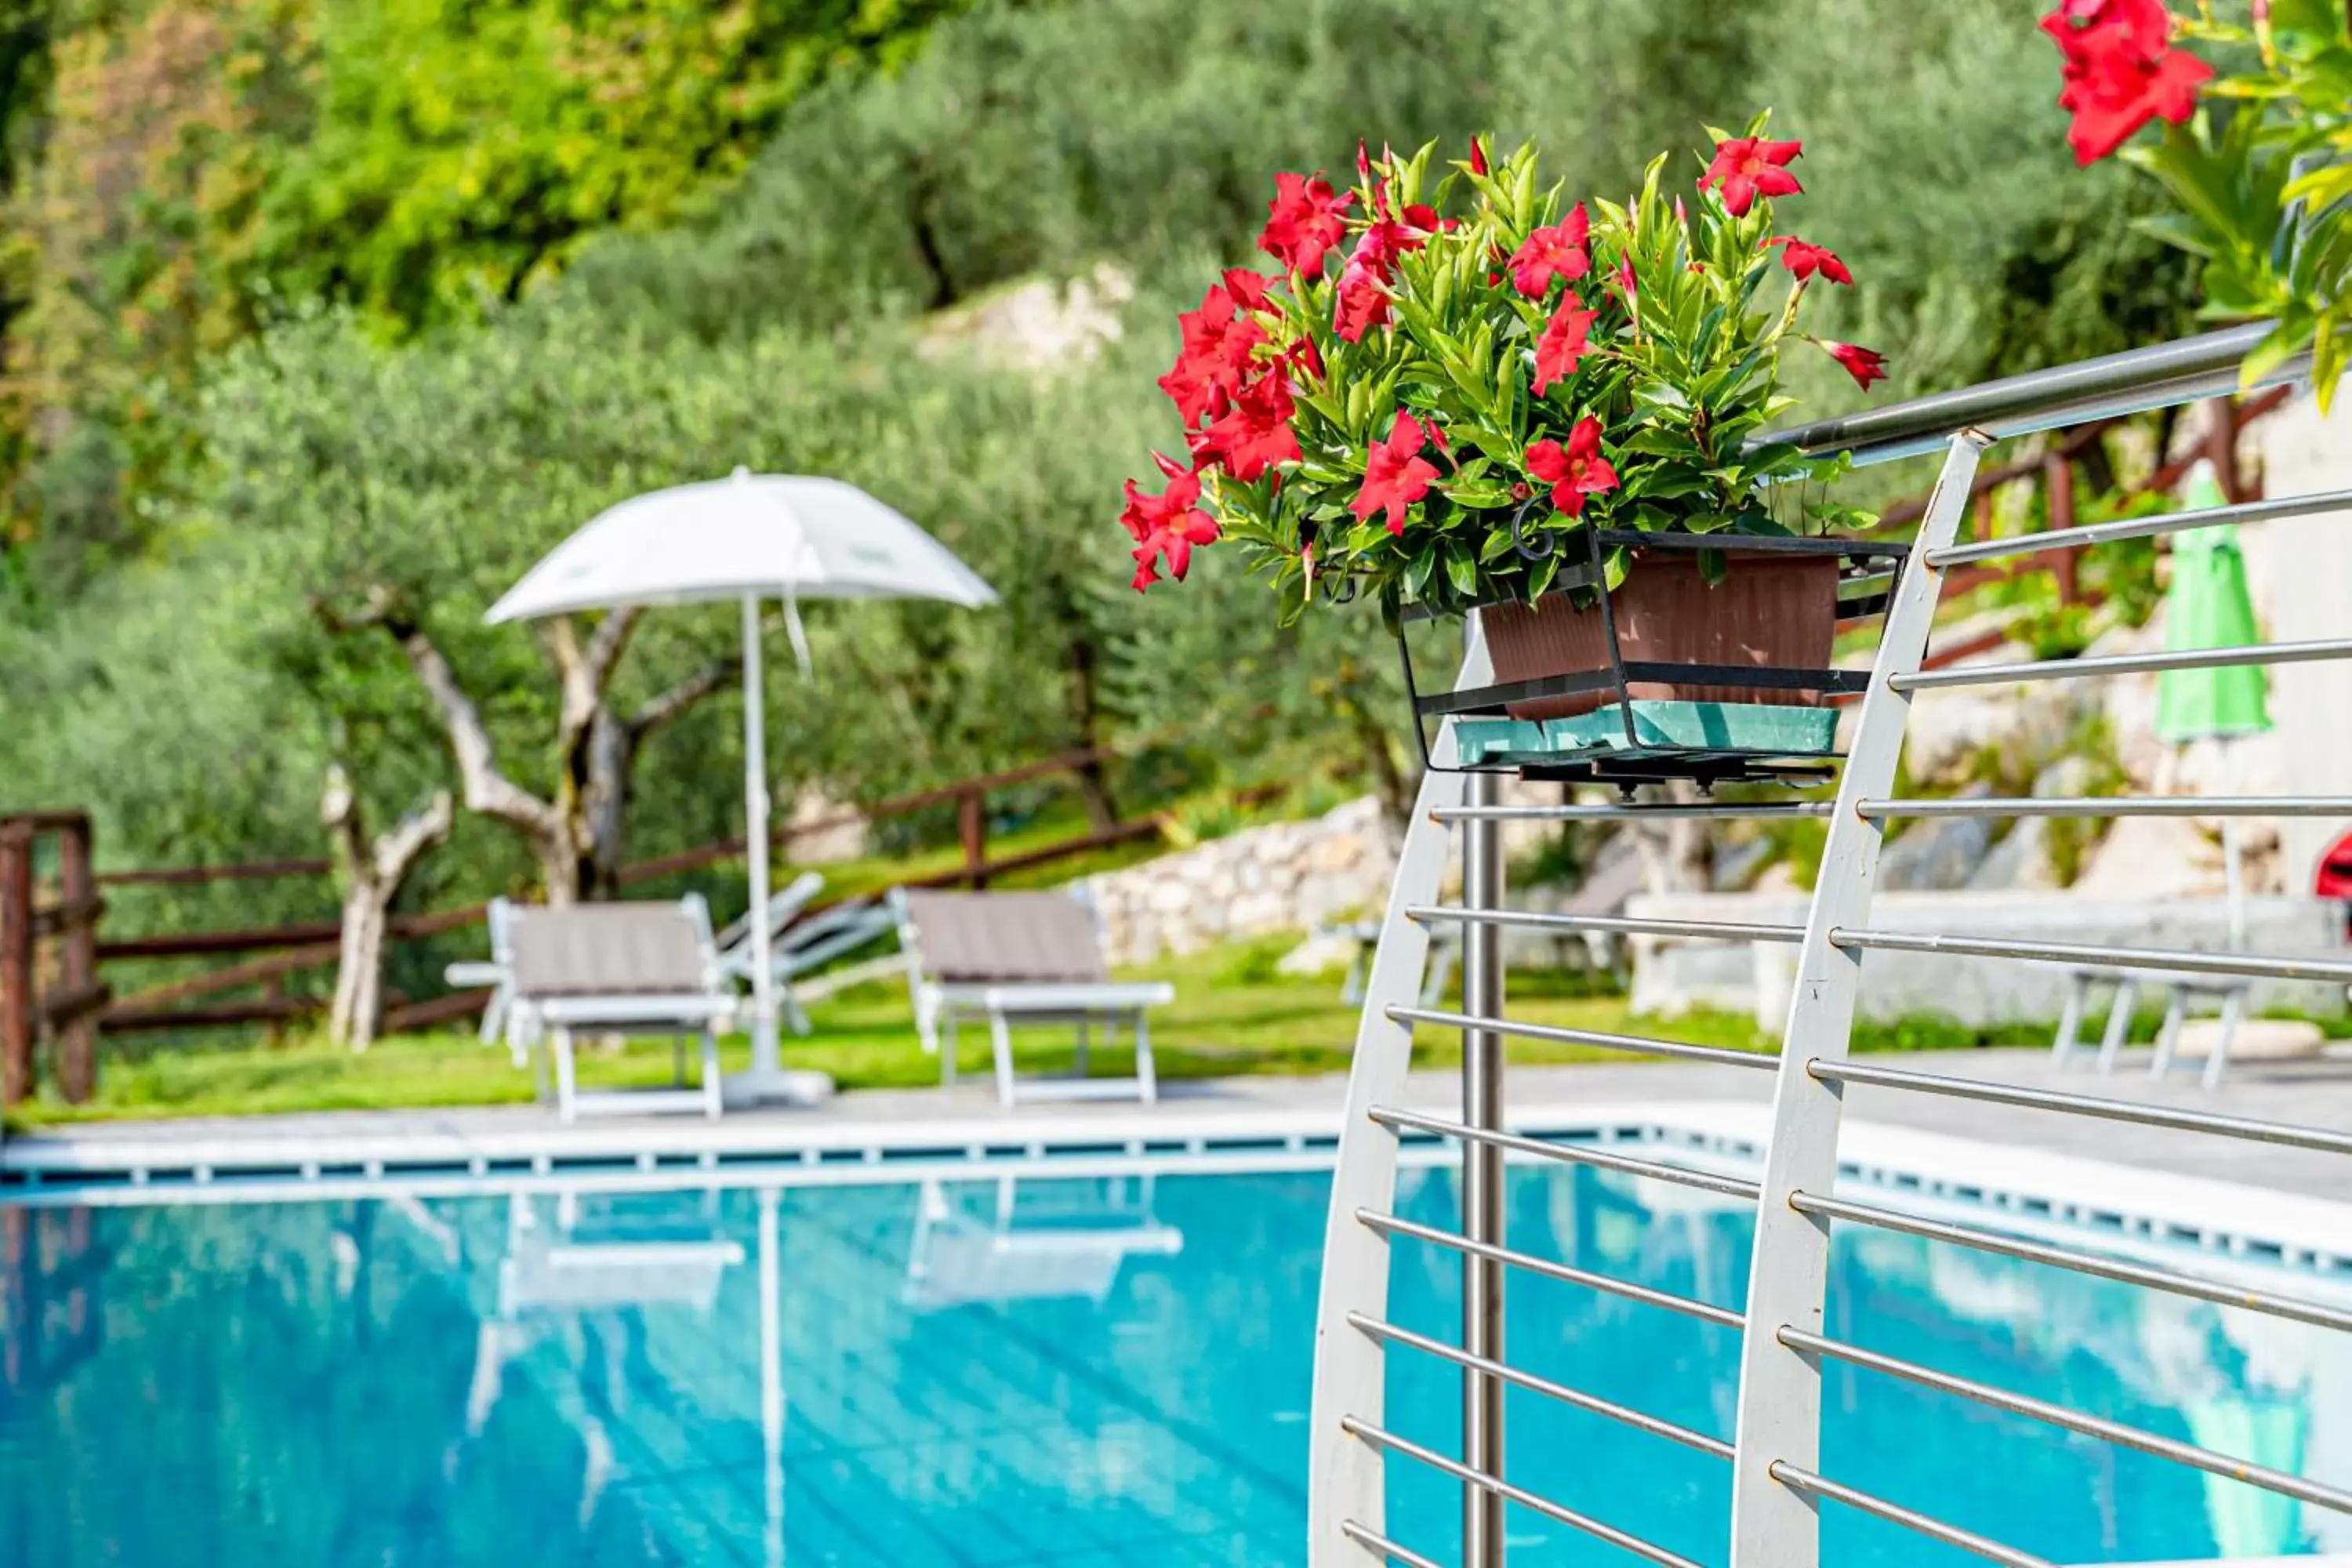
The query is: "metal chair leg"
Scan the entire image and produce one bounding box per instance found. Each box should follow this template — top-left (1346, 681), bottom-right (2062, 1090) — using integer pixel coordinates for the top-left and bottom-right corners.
top-left (2151, 986), bottom-right (2190, 1080)
top-left (700, 1025), bottom-right (724, 1120)
top-left (553, 1025), bottom-right (579, 1123)
top-left (989, 1011), bottom-right (1018, 1109)
top-left (1075, 1014), bottom-right (1091, 1079)
top-left (1134, 1009), bottom-right (1159, 1105)
top-left (942, 1011), bottom-right (959, 1089)
top-left (2053, 972), bottom-right (2088, 1069)
top-left (2095, 978), bottom-right (2138, 1073)
top-left (2201, 986), bottom-right (2248, 1091)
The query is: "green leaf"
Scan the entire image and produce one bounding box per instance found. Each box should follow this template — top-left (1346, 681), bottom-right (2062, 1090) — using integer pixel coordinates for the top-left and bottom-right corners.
top-left (1443, 543), bottom-right (1479, 597)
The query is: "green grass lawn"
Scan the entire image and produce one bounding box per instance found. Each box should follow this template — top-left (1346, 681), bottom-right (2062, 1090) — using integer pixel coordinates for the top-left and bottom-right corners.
top-left (1, 931), bottom-right (2080, 1131)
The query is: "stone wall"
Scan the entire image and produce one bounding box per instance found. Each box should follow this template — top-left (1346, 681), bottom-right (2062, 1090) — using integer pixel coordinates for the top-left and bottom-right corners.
top-left (1077, 796), bottom-right (1401, 965)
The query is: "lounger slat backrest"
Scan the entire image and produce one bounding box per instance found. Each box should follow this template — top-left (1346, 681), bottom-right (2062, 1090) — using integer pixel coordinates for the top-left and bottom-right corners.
top-left (898, 890), bottom-right (1107, 984)
top-left (510, 901), bottom-right (710, 998)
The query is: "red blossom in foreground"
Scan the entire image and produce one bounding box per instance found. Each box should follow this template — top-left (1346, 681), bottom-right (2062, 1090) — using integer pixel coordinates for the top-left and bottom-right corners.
top-left (1258, 172), bottom-right (1355, 273)
top-left (2039, 0), bottom-right (2210, 165)
top-left (1156, 282), bottom-right (1267, 425)
top-left (1332, 212), bottom-right (1435, 342)
top-left (1816, 339), bottom-right (1889, 390)
top-left (1120, 457), bottom-right (1220, 590)
top-left (1349, 412), bottom-right (1442, 535)
top-left (1221, 268), bottom-right (1274, 310)
top-left (1525, 418), bottom-right (1619, 517)
top-left (1773, 237), bottom-right (1853, 285)
top-left (1508, 205), bottom-right (1591, 296)
top-left (1532, 301), bottom-right (1599, 394)
top-left (1334, 266), bottom-right (1390, 341)
top-left (1701, 136), bottom-right (1803, 216)
top-left (1190, 373), bottom-right (1301, 482)
top-left (1468, 136), bottom-right (1490, 176)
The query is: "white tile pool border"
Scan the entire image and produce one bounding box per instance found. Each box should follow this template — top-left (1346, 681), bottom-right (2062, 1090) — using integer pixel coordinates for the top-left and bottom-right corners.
top-left (6, 1094), bottom-right (2352, 1282)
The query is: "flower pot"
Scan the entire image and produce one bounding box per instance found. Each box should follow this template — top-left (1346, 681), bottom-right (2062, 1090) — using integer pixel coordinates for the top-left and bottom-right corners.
top-left (1479, 550), bottom-right (1840, 721)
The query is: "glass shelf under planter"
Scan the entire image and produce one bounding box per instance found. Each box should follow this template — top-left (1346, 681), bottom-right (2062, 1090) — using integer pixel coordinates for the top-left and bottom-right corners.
top-left (1398, 528), bottom-right (1909, 790)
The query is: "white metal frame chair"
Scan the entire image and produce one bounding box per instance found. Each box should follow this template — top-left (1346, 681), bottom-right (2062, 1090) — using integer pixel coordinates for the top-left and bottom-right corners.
top-left (503, 895), bottom-right (736, 1122)
top-left (900, 1172), bottom-right (1184, 1309)
top-left (888, 886), bottom-right (1171, 1107)
top-left (717, 887), bottom-right (901, 1034)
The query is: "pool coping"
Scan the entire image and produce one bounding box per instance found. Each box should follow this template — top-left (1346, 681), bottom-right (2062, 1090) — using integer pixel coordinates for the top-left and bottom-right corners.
top-left (7, 1092), bottom-right (2351, 1287)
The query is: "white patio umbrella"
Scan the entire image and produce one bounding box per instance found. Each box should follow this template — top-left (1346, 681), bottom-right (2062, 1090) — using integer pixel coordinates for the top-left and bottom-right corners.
top-left (487, 467), bottom-right (997, 1105)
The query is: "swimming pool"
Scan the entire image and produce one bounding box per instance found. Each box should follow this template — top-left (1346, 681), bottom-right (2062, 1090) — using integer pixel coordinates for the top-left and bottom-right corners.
top-left (2, 1152), bottom-right (2346, 1567)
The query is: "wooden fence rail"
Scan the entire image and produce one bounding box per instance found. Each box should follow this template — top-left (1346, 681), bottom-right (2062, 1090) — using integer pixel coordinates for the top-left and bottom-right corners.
top-left (1, 744), bottom-right (1153, 1103)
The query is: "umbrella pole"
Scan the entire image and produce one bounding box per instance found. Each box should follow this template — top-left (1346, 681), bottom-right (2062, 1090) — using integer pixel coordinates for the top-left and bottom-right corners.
top-left (744, 591), bottom-right (782, 1076)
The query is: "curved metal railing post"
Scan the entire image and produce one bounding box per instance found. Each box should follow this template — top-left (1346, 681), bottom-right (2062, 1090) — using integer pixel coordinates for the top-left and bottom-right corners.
top-left (1726, 430), bottom-right (1988, 1568)
top-left (1308, 618), bottom-right (1492, 1568)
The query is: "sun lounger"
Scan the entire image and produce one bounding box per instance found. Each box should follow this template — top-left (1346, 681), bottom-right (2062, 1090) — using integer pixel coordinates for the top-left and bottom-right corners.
top-left (503, 895), bottom-right (736, 1122)
top-left (714, 884), bottom-right (899, 1034)
top-left (889, 887), bottom-right (1171, 1107)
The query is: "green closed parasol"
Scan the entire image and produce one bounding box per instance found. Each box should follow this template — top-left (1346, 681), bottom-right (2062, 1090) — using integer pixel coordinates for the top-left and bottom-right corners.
top-left (2154, 459), bottom-right (2272, 946)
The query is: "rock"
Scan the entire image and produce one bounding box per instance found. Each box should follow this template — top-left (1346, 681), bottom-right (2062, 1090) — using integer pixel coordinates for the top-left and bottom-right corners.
top-left (2070, 812), bottom-right (2221, 898)
top-left (1278, 930), bottom-right (1361, 978)
top-left (1306, 831), bottom-right (1366, 873)
top-left (1877, 786), bottom-right (1995, 891)
top-left (2170, 1018), bottom-right (2325, 1062)
top-left (1966, 817), bottom-right (2057, 891)
top-left (785, 787), bottom-right (869, 863)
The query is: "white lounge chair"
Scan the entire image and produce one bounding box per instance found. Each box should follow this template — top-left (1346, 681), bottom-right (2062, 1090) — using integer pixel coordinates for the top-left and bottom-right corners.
top-left (715, 884), bottom-right (900, 1034)
top-left (503, 895), bottom-right (737, 1122)
top-left (889, 887), bottom-right (1171, 1107)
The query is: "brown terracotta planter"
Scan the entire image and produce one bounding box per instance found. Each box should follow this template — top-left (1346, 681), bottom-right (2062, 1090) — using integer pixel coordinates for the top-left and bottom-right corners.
top-left (1480, 551), bottom-right (1840, 720)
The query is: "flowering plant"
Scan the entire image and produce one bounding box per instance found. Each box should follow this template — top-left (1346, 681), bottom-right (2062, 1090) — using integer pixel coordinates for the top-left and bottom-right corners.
top-left (2040, 0), bottom-right (2352, 406)
top-left (1119, 121), bottom-right (1884, 623)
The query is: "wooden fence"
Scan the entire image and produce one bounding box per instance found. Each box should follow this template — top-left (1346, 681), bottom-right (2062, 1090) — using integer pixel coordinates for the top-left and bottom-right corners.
top-left (0, 746), bottom-right (1160, 1105)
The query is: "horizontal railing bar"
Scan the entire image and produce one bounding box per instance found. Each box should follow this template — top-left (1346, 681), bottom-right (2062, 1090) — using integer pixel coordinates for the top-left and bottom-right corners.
top-left (1759, 323), bottom-right (2294, 466)
top-left (1340, 1417), bottom-right (1707, 1568)
top-left (1892, 637), bottom-right (2352, 693)
top-left (1369, 1105), bottom-right (1764, 1200)
top-left (1780, 1327), bottom-right (2352, 1516)
top-left (1408, 905), bottom-right (1805, 945)
top-left (1348, 1312), bottom-right (1736, 1459)
top-left (1826, 927), bottom-right (2352, 985)
top-left (1790, 1190), bottom-right (2352, 1334)
top-left (1857, 794), bottom-right (2352, 820)
top-left (1386, 1005), bottom-right (1779, 1072)
top-left (1432, 801), bottom-right (1836, 823)
top-left (1339, 1520), bottom-right (1447, 1568)
top-left (1929, 485), bottom-right (2352, 568)
top-left (1811, 1057), bottom-right (2352, 1157)
top-left (1358, 1209), bottom-right (1745, 1328)
top-left (1766, 1462), bottom-right (2056, 1568)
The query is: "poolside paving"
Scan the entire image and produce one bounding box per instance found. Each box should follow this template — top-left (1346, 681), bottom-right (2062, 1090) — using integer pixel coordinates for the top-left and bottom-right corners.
top-left (7, 1044), bottom-right (2351, 1201)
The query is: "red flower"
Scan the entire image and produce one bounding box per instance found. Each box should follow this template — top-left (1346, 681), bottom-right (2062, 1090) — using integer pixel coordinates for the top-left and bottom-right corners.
top-left (1468, 136), bottom-right (1490, 176)
top-left (2039, 1), bottom-right (2210, 165)
top-left (1532, 301), bottom-right (1599, 395)
top-left (1286, 335), bottom-right (1325, 380)
top-left (1221, 268), bottom-right (1274, 311)
top-left (1348, 412), bottom-right (1441, 535)
top-left (1507, 205), bottom-right (1591, 297)
top-left (1524, 418), bottom-right (1620, 517)
top-left (1190, 372), bottom-right (1301, 482)
top-left (1701, 136), bottom-right (1803, 216)
top-left (1613, 256), bottom-right (1637, 298)
top-left (1817, 339), bottom-right (1889, 390)
top-left (1156, 282), bottom-right (1267, 426)
top-left (1773, 237), bottom-right (1853, 285)
top-left (1258, 172), bottom-right (1355, 273)
top-left (1119, 457), bottom-right (1220, 590)
top-left (1334, 267), bottom-right (1390, 341)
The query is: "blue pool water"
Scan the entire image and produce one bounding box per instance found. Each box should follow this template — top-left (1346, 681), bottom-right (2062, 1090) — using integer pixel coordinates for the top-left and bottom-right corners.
top-left (2, 1157), bottom-right (2346, 1567)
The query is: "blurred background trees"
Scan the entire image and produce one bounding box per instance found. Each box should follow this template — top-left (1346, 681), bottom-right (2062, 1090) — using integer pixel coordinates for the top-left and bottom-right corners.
top-left (0, 0), bottom-right (2203, 923)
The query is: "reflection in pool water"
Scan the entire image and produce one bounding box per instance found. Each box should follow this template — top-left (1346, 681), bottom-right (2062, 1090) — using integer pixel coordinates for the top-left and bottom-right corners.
top-left (1, 1160), bottom-right (2345, 1566)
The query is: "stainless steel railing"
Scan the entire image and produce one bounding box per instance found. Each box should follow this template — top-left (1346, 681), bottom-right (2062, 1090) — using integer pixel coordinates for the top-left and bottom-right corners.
top-left (1305, 332), bottom-right (2352, 1568)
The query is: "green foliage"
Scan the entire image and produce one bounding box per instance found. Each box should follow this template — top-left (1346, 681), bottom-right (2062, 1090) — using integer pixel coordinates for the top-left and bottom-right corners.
top-left (2128, 2), bottom-right (2352, 405)
top-left (1197, 128), bottom-right (1865, 622)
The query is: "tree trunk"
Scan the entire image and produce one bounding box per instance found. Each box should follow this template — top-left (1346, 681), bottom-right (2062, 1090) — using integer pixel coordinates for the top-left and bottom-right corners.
top-left (1065, 634), bottom-right (1120, 832)
top-left (318, 592), bottom-right (733, 907)
top-left (323, 766), bottom-right (453, 1051)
